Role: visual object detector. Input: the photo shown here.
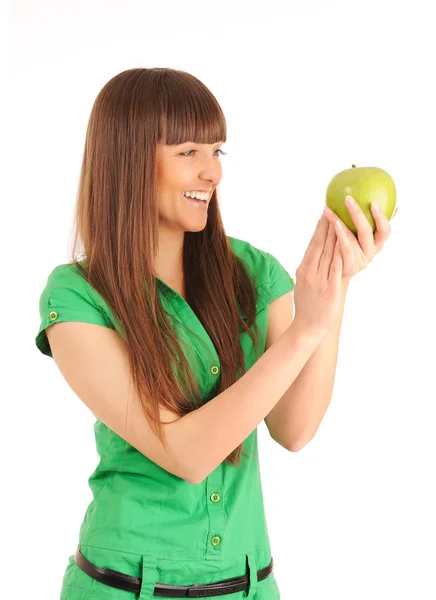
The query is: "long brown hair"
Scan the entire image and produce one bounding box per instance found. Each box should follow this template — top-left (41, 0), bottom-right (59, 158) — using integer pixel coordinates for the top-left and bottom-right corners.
top-left (69, 68), bottom-right (261, 467)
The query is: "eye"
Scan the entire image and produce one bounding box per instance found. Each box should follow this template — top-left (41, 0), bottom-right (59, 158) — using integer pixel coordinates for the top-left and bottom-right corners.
top-left (180, 149), bottom-right (228, 157)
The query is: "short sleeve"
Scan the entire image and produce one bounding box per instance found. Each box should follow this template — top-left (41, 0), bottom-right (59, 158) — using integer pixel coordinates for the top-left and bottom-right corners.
top-left (266, 251), bottom-right (295, 303)
top-left (35, 265), bottom-right (114, 358)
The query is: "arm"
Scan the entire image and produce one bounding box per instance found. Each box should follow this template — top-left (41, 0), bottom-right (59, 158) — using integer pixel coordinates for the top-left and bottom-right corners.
top-left (47, 318), bottom-right (325, 487)
top-left (264, 282), bottom-right (349, 451)
top-left (170, 319), bottom-right (326, 483)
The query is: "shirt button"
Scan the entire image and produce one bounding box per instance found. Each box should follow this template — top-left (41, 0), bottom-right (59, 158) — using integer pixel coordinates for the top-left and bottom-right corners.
top-left (211, 535), bottom-right (221, 546)
top-left (210, 493), bottom-right (221, 503)
top-left (48, 311), bottom-right (59, 321)
top-left (210, 366), bottom-right (219, 375)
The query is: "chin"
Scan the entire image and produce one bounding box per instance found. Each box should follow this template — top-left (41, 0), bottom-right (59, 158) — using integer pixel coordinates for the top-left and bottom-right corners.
top-left (185, 222), bottom-right (208, 233)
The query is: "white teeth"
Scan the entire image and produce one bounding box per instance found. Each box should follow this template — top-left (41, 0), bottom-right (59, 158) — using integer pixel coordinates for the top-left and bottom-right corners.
top-left (182, 191), bottom-right (209, 201)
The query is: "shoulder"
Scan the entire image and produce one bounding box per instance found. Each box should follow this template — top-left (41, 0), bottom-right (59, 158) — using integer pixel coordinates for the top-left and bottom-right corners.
top-left (43, 261), bottom-right (87, 287)
top-left (36, 262), bottom-right (114, 358)
top-left (227, 235), bottom-right (295, 296)
top-left (40, 261), bottom-right (107, 306)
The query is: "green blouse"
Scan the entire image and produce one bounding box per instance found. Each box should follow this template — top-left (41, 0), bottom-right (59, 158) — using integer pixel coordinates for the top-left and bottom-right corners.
top-left (36, 236), bottom-right (295, 600)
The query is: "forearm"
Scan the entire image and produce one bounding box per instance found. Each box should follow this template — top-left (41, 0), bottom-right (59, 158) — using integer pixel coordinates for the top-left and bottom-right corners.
top-left (168, 321), bottom-right (326, 484)
top-left (267, 282), bottom-right (349, 451)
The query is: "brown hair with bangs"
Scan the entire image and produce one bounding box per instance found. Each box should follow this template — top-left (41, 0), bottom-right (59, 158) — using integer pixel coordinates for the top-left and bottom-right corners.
top-left (70, 67), bottom-right (261, 468)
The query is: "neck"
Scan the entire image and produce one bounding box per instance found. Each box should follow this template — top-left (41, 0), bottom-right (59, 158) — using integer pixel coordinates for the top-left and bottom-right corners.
top-left (154, 227), bottom-right (184, 282)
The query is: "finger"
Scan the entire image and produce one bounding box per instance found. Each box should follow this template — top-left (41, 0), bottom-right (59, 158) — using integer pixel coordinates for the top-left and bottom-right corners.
top-left (371, 202), bottom-right (393, 250)
top-left (301, 214), bottom-right (330, 270)
top-left (345, 196), bottom-right (374, 255)
top-left (329, 238), bottom-right (343, 286)
top-left (335, 218), bottom-right (355, 270)
top-left (318, 223), bottom-right (337, 280)
top-left (307, 215), bottom-right (332, 275)
top-left (323, 206), bottom-right (355, 246)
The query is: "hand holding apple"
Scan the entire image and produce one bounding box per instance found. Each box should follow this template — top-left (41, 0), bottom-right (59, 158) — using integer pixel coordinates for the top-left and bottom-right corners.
top-left (325, 165), bottom-right (397, 235)
top-left (322, 165), bottom-right (398, 285)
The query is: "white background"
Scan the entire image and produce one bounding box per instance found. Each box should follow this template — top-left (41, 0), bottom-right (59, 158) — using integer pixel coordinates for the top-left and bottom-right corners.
top-left (6, 0), bottom-right (436, 598)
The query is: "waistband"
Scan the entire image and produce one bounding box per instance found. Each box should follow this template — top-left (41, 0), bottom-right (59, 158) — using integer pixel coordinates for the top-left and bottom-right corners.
top-left (74, 546), bottom-right (273, 598)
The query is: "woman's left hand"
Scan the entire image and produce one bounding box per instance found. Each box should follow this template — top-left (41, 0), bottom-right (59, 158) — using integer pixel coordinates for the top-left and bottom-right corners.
top-left (322, 195), bottom-right (398, 286)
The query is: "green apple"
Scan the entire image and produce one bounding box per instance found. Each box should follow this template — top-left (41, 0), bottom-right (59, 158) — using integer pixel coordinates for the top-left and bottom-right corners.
top-left (326, 165), bottom-right (396, 235)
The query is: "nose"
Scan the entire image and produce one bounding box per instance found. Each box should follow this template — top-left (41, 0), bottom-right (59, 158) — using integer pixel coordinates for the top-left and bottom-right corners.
top-left (198, 155), bottom-right (222, 186)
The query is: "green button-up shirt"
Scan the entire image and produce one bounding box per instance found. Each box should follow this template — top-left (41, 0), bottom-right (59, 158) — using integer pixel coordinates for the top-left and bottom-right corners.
top-left (36, 236), bottom-right (295, 599)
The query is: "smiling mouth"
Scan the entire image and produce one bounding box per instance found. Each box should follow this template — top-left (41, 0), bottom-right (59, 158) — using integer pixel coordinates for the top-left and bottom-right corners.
top-left (181, 193), bottom-right (209, 207)
top-left (181, 192), bottom-right (209, 201)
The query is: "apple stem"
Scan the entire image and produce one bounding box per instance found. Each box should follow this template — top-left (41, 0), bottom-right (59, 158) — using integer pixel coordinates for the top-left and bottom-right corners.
top-left (352, 164), bottom-right (356, 168)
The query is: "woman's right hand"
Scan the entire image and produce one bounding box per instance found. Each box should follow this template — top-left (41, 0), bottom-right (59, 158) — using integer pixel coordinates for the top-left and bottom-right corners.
top-left (292, 212), bottom-right (350, 338)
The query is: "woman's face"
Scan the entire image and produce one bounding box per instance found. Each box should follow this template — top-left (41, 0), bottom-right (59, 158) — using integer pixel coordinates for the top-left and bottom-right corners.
top-left (155, 141), bottom-right (224, 232)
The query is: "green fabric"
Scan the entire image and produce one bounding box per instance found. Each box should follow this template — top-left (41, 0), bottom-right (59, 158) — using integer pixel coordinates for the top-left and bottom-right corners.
top-left (37, 236), bottom-right (294, 599)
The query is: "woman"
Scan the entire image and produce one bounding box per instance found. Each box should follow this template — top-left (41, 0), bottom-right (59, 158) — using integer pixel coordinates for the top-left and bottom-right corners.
top-left (35, 67), bottom-right (394, 599)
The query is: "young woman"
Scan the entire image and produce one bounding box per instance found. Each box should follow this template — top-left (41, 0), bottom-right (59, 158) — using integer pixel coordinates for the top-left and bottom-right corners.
top-left (35, 67), bottom-right (394, 599)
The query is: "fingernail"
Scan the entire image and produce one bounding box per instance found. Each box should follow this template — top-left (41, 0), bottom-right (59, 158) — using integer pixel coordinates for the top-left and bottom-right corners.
top-left (372, 202), bottom-right (380, 212)
top-left (345, 195), bottom-right (355, 206)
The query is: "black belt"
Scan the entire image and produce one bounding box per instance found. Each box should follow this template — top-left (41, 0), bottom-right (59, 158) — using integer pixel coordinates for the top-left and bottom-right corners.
top-left (74, 547), bottom-right (273, 597)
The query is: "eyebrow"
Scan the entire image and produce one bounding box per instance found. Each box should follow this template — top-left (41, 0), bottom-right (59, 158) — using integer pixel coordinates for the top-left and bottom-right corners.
top-left (176, 141), bottom-right (224, 146)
